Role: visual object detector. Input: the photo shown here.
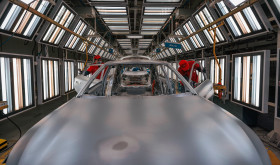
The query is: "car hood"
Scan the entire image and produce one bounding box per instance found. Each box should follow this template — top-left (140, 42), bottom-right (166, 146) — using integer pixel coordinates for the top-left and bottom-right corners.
top-left (7, 94), bottom-right (271, 165)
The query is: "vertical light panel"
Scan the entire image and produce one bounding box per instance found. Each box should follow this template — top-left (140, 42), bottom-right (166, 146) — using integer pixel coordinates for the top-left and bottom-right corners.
top-left (242, 56), bottom-right (250, 103)
top-left (64, 60), bottom-right (74, 93)
top-left (23, 59), bottom-right (32, 106)
top-left (13, 58), bottom-right (23, 110)
top-left (232, 50), bottom-right (270, 112)
top-left (54, 60), bottom-right (59, 96)
top-left (49, 60), bottom-right (54, 98)
top-left (234, 57), bottom-right (242, 101)
top-left (251, 55), bottom-right (261, 107)
top-left (0, 57), bottom-right (12, 114)
top-left (42, 60), bottom-right (49, 100)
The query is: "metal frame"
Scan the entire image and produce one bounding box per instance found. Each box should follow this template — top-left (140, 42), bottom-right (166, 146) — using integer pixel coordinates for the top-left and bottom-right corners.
top-left (265, 0), bottom-right (280, 28)
top-left (0, 52), bottom-right (36, 117)
top-left (37, 56), bottom-right (61, 105)
top-left (191, 2), bottom-right (230, 46)
top-left (0, 0), bottom-right (53, 41)
top-left (209, 55), bottom-right (230, 100)
top-left (215, 1), bottom-right (272, 41)
top-left (231, 50), bottom-right (270, 113)
top-left (36, 0), bottom-right (78, 47)
top-left (275, 48), bottom-right (280, 119)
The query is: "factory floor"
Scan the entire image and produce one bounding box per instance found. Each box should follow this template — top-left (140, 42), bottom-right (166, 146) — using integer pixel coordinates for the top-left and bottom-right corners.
top-left (0, 93), bottom-right (279, 164)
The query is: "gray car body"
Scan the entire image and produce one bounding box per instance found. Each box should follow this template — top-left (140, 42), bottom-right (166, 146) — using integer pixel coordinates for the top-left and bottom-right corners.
top-left (6, 60), bottom-right (271, 165)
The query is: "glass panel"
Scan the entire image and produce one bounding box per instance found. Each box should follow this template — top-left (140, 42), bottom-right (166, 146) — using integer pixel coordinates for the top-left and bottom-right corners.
top-left (234, 57), bottom-right (241, 100)
top-left (0, 57), bottom-right (12, 114)
top-left (13, 58), bottom-right (23, 110)
top-left (242, 56), bottom-right (250, 103)
top-left (251, 55), bottom-right (261, 107)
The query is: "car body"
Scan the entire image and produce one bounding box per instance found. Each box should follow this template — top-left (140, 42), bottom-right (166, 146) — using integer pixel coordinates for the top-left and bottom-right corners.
top-left (6, 60), bottom-right (271, 165)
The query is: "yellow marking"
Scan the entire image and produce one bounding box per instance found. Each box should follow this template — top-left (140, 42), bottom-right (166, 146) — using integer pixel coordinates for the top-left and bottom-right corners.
top-left (267, 149), bottom-right (280, 165)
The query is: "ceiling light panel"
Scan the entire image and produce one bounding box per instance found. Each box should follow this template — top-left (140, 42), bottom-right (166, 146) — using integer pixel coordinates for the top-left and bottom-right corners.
top-left (64, 20), bottom-right (88, 50)
top-left (169, 37), bottom-right (182, 53)
top-left (146, 0), bottom-right (181, 2)
top-left (90, 0), bottom-right (125, 1)
top-left (141, 31), bottom-right (158, 35)
top-left (0, 0), bottom-right (52, 40)
top-left (78, 29), bottom-right (95, 53)
top-left (109, 26), bottom-right (129, 30)
top-left (95, 7), bottom-right (127, 15)
top-left (194, 6), bottom-right (226, 44)
top-left (175, 29), bottom-right (191, 51)
top-left (142, 18), bottom-right (167, 24)
top-left (141, 26), bottom-right (161, 31)
top-left (88, 37), bottom-right (101, 54)
top-left (39, 4), bottom-right (76, 46)
top-left (103, 18), bottom-right (128, 24)
top-left (183, 20), bottom-right (205, 49)
top-left (144, 7), bottom-right (175, 15)
top-left (216, 1), bottom-right (268, 39)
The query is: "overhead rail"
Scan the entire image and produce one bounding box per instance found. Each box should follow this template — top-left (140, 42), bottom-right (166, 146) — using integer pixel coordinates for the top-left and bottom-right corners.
top-left (153, 0), bottom-right (259, 56)
top-left (8, 0), bottom-right (112, 55)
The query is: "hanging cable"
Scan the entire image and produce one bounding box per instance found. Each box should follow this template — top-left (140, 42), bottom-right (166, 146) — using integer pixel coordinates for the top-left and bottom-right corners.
top-left (0, 113), bottom-right (22, 153)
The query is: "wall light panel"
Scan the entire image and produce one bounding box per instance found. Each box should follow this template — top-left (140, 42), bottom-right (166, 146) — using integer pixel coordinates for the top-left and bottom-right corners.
top-left (232, 50), bottom-right (270, 113)
top-left (0, 52), bottom-right (35, 116)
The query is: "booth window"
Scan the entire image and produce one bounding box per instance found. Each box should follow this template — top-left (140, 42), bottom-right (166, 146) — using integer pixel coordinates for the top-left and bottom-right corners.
top-left (0, 55), bottom-right (34, 115)
top-left (216, 1), bottom-right (265, 39)
top-left (64, 20), bottom-right (87, 49)
top-left (194, 6), bottom-right (225, 44)
top-left (210, 57), bottom-right (226, 94)
top-left (232, 51), bottom-right (270, 112)
top-left (41, 4), bottom-right (75, 45)
top-left (0, 0), bottom-right (51, 40)
top-left (41, 59), bottom-right (60, 102)
top-left (64, 61), bottom-right (75, 93)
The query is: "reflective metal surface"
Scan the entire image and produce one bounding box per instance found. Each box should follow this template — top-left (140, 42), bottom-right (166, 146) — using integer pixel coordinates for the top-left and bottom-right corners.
top-left (7, 94), bottom-right (271, 165)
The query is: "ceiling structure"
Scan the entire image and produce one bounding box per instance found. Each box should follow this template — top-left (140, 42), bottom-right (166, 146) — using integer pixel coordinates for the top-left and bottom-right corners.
top-left (62, 0), bottom-right (205, 57)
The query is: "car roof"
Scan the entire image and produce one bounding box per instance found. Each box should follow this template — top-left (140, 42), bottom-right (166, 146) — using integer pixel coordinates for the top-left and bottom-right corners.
top-left (104, 59), bottom-right (169, 66)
